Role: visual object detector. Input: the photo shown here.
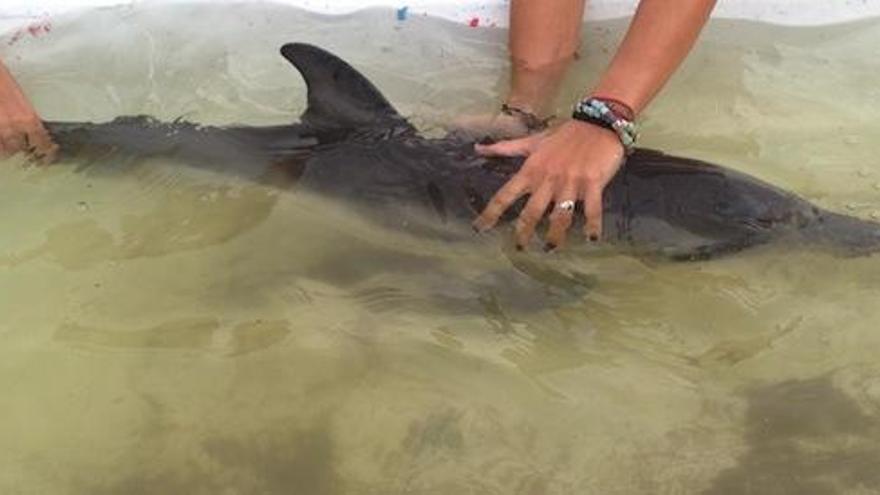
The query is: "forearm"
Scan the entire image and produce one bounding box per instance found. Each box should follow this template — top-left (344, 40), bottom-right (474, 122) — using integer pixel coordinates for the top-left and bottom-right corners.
top-left (507, 0), bottom-right (586, 116)
top-left (592, 0), bottom-right (717, 115)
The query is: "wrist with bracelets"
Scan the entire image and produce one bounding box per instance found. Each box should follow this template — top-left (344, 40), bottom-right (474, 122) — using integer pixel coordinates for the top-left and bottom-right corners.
top-left (571, 97), bottom-right (639, 155)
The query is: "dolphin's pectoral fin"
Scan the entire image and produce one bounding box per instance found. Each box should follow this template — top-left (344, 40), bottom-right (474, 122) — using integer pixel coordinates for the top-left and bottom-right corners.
top-left (610, 211), bottom-right (773, 261)
top-left (258, 155), bottom-right (310, 189)
top-left (425, 182), bottom-right (448, 224)
top-left (464, 185), bottom-right (487, 216)
top-left (280, 43), bottom-right (414, 135)
top-left (660, 237), bottom-right (764, 261)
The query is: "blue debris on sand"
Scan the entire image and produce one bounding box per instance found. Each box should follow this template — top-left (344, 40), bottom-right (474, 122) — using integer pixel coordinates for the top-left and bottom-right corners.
top-left (396, 6), bottom-right (409, 21)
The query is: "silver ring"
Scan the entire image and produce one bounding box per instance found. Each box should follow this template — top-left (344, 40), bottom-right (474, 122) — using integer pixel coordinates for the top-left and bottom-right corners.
top-left (557, 200), bottom-right (576, 213)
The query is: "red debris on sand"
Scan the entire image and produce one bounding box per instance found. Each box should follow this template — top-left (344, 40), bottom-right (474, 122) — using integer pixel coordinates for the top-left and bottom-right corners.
top-left (8, 20), bottom-right (52, 45)
top-left (468, 17), bottom-right (480, 28)
top-left (27, 21), bottom-right (51, 37)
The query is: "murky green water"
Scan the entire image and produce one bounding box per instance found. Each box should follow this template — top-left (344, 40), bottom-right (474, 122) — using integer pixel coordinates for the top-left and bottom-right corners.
top-left (2, 4), bottom-right (880, 494)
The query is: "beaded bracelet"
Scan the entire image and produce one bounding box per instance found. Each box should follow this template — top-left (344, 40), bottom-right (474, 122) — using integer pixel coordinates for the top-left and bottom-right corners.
top-left (571, 97), bottom-right (639, 154)
top-left (590, 96), bottom-right (635, 121)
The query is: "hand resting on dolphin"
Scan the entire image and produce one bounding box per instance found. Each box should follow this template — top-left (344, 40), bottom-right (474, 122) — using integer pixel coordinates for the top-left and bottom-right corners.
top-left (43, 43), bottom-right (880, 260)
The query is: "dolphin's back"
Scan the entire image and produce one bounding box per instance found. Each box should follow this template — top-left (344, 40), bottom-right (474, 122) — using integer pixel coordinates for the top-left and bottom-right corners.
top-left (40, 43), bottom-right (880, 260)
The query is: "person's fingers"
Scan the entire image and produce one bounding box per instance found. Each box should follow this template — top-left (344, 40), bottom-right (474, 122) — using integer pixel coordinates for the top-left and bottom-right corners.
top-left (0, 114), bottom-right (57, 162)
top-left (450, 113), bottom-right (529, 141)
top-left (473, 173), bottom-right (530, 231)
top-left (10, 132), bottom-right (25, 153)
top-left (583, 182), bottom-right (604, 241)
top-left (515, 180), bottom-right (555, 249)
top-left (472, 119), bottom-right (623, 247)
top-left (25, 124), bottom-right (58, 164)
top-left (474, 132), bottom-right (545, 158)
top-left (543, 182), bottom-right (580, 251)
top-left (0, 125), bottom-right (17, 158)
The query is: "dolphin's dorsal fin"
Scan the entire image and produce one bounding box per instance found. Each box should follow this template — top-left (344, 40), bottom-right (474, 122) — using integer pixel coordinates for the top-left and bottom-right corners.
top-left (280, 43), bottom-right (413, 133)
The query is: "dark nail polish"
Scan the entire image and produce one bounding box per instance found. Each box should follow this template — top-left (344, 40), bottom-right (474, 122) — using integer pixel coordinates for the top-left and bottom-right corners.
top-left (589, 234), bottom-right (599, 242)
top-left (515, 244), bottom-right (524, 252)
top-left (543, 242), bottom-right (557, 252)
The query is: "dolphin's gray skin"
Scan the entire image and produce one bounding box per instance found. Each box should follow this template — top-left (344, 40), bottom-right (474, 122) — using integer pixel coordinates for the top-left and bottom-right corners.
top-left (44, 43), bottom-right (880, 260)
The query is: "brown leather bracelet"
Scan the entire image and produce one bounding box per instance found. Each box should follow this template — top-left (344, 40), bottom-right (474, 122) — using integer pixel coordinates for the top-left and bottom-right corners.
top-left (588, 96), bottom-right (636, 121)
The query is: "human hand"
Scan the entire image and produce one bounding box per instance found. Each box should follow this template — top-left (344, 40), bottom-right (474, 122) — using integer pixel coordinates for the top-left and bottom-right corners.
top-left (0, 64), bottom-right (57, 162)
top-left (449, 111), bottom-right (532, 141)
top-left (472, 120), bottom-right (625, 251)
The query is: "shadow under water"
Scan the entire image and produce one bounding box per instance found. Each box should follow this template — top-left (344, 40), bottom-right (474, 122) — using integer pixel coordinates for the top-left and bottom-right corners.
top-left (706, 375), bottom-right (880, 495)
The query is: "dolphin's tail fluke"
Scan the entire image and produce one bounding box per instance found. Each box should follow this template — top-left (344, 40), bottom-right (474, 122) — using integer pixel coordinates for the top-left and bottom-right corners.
top-left (804, 210), bottom-right (880, 256)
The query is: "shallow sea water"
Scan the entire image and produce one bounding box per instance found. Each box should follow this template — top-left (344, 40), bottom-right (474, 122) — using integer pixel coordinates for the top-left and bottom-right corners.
top-left (2, 4), bottom-right (880, 494)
